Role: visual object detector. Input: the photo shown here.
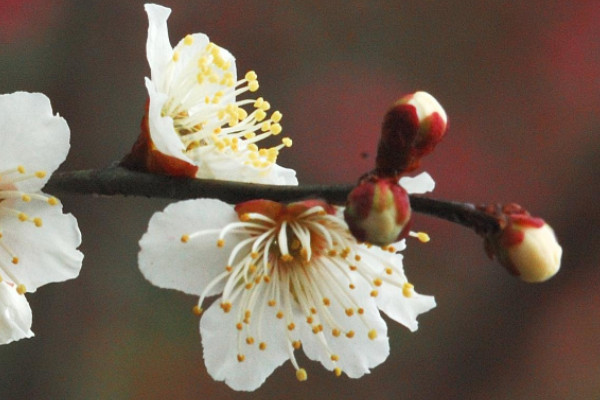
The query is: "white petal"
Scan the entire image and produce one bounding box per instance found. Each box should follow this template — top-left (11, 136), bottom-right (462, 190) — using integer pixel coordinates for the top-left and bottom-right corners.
top-left (0, 92), bottom-right (70, 192)
top-left (195, 151), bottom-right (298, 185)
top-left (399, 171), bottom-right (435, 194)
top-left (1, 199), bottom-right (82, 292)
top-left (145, 78), bottom-right (194, 163)
top-left (0, 281), bottom-right (34, 344)
top-left (145, 3), bottom-right (173, 90)
top-left (200, 298), bottom-right (289, 391)
top-left (377, 285), bottom-right (436, 332)
top-left (296, 269), bottom-right (390, 378)
top-left (172, 33), bottom-right (237, 102)
top-left (139, 199), bottom-right (241, 296)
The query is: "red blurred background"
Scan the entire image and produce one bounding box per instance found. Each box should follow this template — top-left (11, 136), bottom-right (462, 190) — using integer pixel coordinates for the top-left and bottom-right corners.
top-left (1, 1), bottom-right (599, 399)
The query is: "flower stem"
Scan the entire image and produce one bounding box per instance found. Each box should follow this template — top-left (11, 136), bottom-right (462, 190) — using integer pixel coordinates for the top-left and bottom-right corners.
top-left (45, 165), bottom-right (500, 236)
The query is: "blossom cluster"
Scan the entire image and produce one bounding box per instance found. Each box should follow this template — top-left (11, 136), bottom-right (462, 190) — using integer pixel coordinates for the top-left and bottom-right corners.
top-left (0, 1), bottom-right (562, 394)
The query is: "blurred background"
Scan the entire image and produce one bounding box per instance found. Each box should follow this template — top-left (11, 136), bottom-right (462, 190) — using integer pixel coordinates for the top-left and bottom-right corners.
top-left (1, 0), bottom-right (598, 398)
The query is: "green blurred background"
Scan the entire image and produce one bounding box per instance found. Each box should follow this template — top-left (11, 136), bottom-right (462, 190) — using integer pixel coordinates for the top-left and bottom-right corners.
top-left (1, 0), bottom-right (599, 398)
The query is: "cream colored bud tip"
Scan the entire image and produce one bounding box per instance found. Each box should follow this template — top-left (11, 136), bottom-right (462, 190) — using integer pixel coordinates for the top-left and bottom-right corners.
top-left (511, 223), bottom-right (562, 283)
top-left (296, 368), bottom-right (308, 382)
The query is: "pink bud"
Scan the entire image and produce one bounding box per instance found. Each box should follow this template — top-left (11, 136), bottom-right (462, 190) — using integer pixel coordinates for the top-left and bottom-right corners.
top-left (344, 177), bottom-right (411, 245)
top-left (484, 205), bottom-right (562, 283)
top-left (376, 91), bottom-right (448, 176)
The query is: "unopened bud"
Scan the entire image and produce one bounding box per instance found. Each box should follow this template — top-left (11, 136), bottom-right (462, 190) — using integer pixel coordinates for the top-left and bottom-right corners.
top-left (344, 177), bottom-right (411, 246)
top-left (483, 204), bottom-right (562, 283)
top-left (376, 91), bottom-right (448, 176)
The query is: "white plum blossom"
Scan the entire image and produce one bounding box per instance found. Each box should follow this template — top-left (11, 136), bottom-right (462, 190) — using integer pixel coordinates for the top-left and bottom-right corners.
top-left (129, 3), bottom-right (296, 184)
top-left (0, 91), bottom-right (83, 344)
top-left (138, 173), bottom-right (436, 390)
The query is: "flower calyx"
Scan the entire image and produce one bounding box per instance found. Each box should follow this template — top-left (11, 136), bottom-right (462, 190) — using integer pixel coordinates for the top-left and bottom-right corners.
top-left (480, 203), bottom-right (562, 283)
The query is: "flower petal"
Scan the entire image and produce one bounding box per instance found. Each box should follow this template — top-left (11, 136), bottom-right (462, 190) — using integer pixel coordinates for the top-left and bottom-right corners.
top-left (2, 199), bottom-right (83, 292)
top-left (144, 78), bottom-right (193, 164)
top-left (0, 92), bottom-right (70, 192)
top-left (139, 199), bottom-right (241, 296)
top-left (0, 281), bottom-right (34, 344)
top-left (296, 267), bottom-right (390, 378)
top-left (399, 171), bottom-right (435, 194)
top-left (200, 298), bottom-right (289, 391)
top-left (366, 247), bottom-right (436, 332)
top-left (195, 150), bottom-right (298, 185)
top-left (145, 3), bottom-right (173, 90)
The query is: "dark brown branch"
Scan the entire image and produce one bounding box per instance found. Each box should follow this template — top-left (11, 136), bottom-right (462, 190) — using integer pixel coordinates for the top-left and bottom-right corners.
top-left (45, 166), bottom-right (500, 236)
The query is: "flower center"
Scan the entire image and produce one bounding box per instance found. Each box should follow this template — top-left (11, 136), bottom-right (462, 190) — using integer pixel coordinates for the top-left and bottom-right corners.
top-left (0, 165), bottom-right (58, 294)
top-left (161, 36), bottom-right (292, 171)
top-left (182, 199), bottom-right (418, 380)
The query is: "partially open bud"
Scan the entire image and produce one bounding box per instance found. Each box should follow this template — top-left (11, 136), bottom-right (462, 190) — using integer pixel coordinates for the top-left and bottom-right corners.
top-left (376, 91), bottom-right (448, 176)
top-left (483, 204), bottom-right (562, 283)
top-left (344, 176), bottom-right (411, 246)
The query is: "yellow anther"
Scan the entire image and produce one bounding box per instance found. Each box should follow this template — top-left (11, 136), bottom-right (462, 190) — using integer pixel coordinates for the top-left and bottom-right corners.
top-left (334, 367), bottom-right (342, 377)
top-left (217, 239), bottom-right (225, 248)
top-left (244, 132), bottom-right (256, 139)
top-left (225, 265), bottom-right (233, 272)
top-left (263, 275), bottom-right (271, 283)
top-left (11, 257), bottom-right (19, 264)
top-left (181, 234), bottom-right (190, 243)
top-left (332, 328), bottom-right (341, 337)
top-left (183, 34), bottom-right (194, 45)
top-left (357, 308), bottom-right (364, 315)
top-left (259, 342), bottom-right (267, 350)
top-left (346, 330), bottom-right (355, 339)
top-left (260, 100), bottom-right (271, 111)
top-left (349, 283), bottom-right (356, 290)
top-left (373, 278), bottom-right (382, 287)
top-left (255, 109), bottom-right (267, 122)
top-left (354, 255), bottom-right (361, 261)
top-left (237, 354), bottom-right (245, 362)
top-left (172, 51), bottom-right (180, 62)
top-left (33, 218), bottom-right (42, 227)
top-left (349, 265), bottom-right (357, 271)
top-left (246, 337), bottom-right (255, 345)
top-left (271, 111), bottom-right (282, 123)
top-left (402, 282), bottom-right (414, 298)
top-left (17, 165), bottom-right (25, 174)
top-left (245, 282), bottom-right (253, 290)
top-left (221, 302), bottom-right (232, 313)
top-left (248, 81), bottom-right (259, 92)
top-left (236, 323), bottom-right (243, 330)
top-left (323, 297), bottom-right (331, 306)
top-left (18, 213), bottom-right (28, 222)
top-left (345, 308), bottom-right (354, 317)
top-left (17, 284), bottom-right (26, 294)
top-left (276, 311), bottom-right (284, 319)
top-left (270, 123), bottom-right (282, 135)
top-left (287, 323), bottom-right (295, 331)
top-left (21, 194), bottom-right (31, 202)
top-left (310, 307), bottom-right (317, 314)
top-left (368, 329), bottom-right (378, 340)
top-left (47, 197), bottom-right (58, 206)
top-left (385, 267), bottom-right (393, 275)
top-left (296, 368), bottom-right (308, 382)
top-left (196, 73), bottom-right (205, 84)
top-left (415, 231), bottom-right (431, 243)
top-left (330, 354), bottom-right (339, 361)
top-left (280, 254), bottom-right (293, 262)
top-left (370, 290), bottom-right (379, 297)
top-left (245, 70), bottom-right (257, 81)
top-left (268, 299), bottom-right (276, 307)
top-left (251, 252), bottom-right (259, 259)
top-left (312, 325), bottom-right (320, 334)
top-left (292, 340), bottom-right (302, 350)
top-left (192, 305), bottom-right (203, 315)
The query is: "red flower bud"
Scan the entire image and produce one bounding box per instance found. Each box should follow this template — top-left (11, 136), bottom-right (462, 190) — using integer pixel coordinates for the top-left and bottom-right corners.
top-left (344, 177), bottom-right (411, 245)
top-left (376, 91), bottom-right (447, 176)
top-left (483, 204), bottom-right (562, 283)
